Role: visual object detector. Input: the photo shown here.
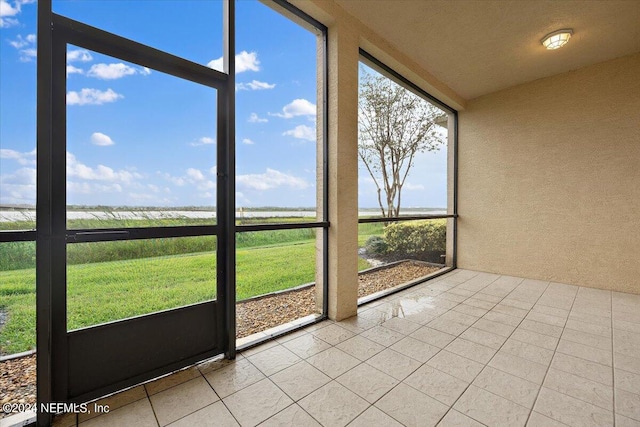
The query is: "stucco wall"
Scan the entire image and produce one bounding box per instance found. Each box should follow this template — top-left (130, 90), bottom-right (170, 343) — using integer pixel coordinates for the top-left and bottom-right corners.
top-left (458, 53), bottom-right (640, 293)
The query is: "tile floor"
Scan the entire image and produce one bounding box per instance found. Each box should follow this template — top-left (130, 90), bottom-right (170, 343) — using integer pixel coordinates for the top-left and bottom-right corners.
top-left (52, 269), bottom-right (640, 427)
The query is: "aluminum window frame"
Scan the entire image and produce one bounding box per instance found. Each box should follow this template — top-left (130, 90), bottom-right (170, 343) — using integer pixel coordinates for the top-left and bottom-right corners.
top-left (234, 0), bottom-right (329, 350)
top-left (21, 0), bottom-right (329, 424)
top-left (357, 49), bottom-right (458, 303)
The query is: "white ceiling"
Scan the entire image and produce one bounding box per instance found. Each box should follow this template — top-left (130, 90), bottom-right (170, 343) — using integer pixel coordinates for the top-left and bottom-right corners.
top-left (334, 0), bottom-right (640, 100)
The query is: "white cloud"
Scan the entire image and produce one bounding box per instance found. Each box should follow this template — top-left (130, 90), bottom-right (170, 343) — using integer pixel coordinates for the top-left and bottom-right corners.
top-left (185, 167), bottom-right (215, 191)
top-left (91, 132), bottom-right (115, 146)
top-left (67, 88), bottom-right (123, 106)
top-left (404, 183), bottom-right (425, 190)
top-left (270, 98), bottom-right (316, 119)
top-left (67, 49), bottom-right (93, 62)
top-left (207, 50), bottom-right (260, 74)
top-left (235, 51), bottom-right (261, 73)
top-left (161, 168), bottom-right (215, 193)
top-left (66, 65), bottom-right (84, 76)
top-left (67, 181), bottom-right (123, 195)
top-left (242, 138), bottom-right (255, 145)
top-left (87, 63), bottom-right (137, 80)
top-left (207, 58), bottom-right (223, 72)
top-left (17, 47), bottom-right (36, 62)
top-left (8, 33), bottom-right (37, 61)
top-left (237, 168), bottom-right (309, 191)
top-left (186, 168), bottom-right (205, 181)
top-left (0, 167), bottom-right (36, 204)
top-left (190, 136), bottom-right (216, 146)
top-left (8, 33), bottom-right (33, 48)
top-left (85, 63), bottom-right (151, 80)
top-left (1, 167), bottom-right (36, 185)
top-left (0, 0), bottom-right (19, 27)
top-left (283, 124), bottom-right (315, 142)
top-left (0, 147), bottom-right (36, 165)
top-left (160, 172), bottom-right (185, 186)
top-left (0, 0), bottom-right (35, 27)
top-left (66, 152), bottom-right (142, 183)
top-left (236, 80), bottom-right (275, 91)
top-left (0, 0), bottom-right (19, 17)
top-left (248, 113), bottom-right (267, 123)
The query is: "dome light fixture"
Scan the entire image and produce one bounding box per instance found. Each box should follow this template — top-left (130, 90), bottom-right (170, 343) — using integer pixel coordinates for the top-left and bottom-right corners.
top-left (541, 29), bottom-right (573, 50)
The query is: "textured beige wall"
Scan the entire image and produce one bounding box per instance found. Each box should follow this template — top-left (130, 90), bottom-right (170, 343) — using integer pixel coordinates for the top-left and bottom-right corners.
top-left (458, 53), bottom-right (640, 293)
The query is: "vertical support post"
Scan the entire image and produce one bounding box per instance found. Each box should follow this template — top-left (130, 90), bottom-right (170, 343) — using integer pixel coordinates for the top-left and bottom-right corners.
top-left (221, 0), bottom-right (236, 359)
top-left (37, 1), bottom-right (68, 424)
top-left (325, 24), bottom-right (359, 321)
top-left (314, 25), bottom-right (329, 316)
top-left (446, 113), bottom-right (457, 267)
top-left (452, 112), bottom-right (458, 268)
top-left (36, 2), bottom-right (53, 425)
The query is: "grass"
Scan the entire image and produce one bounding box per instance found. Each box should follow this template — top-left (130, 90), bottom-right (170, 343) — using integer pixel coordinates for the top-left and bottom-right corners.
top-left (0, 241), bottom-right (318, 354)
top-left (0, 267), bottom-right (35, 355)
top-left (0, 217), bottom-right (376, 355)
top-left (0, 218), bottom-right (316, 270)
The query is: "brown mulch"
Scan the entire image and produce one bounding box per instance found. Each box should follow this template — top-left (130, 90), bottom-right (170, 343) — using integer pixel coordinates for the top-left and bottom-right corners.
top-left (237, 286), bottom-right (317, 338)
top-left (0, 354), bottom-right (36, 418)
top-left (0, 261), bottom-right (442, 418)
top-left (358, 261), bottom-right (441, 298)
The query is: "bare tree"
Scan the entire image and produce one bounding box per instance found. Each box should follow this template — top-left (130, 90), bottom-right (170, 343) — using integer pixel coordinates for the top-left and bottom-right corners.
top-left (358, 68), bottom-right (445, 218)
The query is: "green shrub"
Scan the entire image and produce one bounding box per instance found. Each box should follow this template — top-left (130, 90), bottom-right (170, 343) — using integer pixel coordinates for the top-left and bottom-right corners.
top-left (365, 235), bottom-right (388, 255)
top-left (384, 219), bottom-right (446, 262)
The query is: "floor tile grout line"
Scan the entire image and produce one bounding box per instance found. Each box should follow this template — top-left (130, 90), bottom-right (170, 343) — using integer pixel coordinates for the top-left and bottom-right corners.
top-left (429, 276), bottom-right (522, 424)
top-left (383, 274), bottom-right (542, 425)
top-left (524, 283), bottom-right (579, 426)
top-left (143, 380), bottom-right (161, 427)
top-left (418, 275), bottom-right (544, 426)
top-left (79, 276), bottom-right (512, 426)
top-left (59, 275), bottom-right (637, 427)
top-left (197, 364), bottom-right (247, 427)
top-left (444, 277), bottom-right (553, 425)
top-left (337, 279), bottom-right (451, 425)
top-left (263, 324), bottom-right (389, 424)
top-left (524, 291), bottom-right (619, 417)
top-left (331, 274), bottom-right (496, 426)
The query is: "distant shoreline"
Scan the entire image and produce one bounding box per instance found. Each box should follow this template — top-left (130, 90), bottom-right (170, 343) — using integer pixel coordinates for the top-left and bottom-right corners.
top-left (0, 207), bottom-right (447, 222)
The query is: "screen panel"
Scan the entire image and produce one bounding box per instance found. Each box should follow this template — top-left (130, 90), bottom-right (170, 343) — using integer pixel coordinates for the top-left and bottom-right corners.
top-left (53, 0), bottom-right (224, 69)
top-left (65, 45), bottom-right (218, 229)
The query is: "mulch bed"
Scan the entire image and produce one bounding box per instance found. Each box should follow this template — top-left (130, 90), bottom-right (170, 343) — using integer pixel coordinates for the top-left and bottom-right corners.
top-left (0, 260), bottom-right (441, 418)
top-left (237, 286), bottom-right (317, 338)
top-left (358, 261), bottom-right (441, 298)
top-left (0, 354), bottom-right (36, 418)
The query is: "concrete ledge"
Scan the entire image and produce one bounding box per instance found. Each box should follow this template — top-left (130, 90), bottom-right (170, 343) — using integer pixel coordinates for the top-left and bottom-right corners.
top-left (0, 350), bottom-right (36, 363)
top-left (0, 410), bottom-right (36, 427)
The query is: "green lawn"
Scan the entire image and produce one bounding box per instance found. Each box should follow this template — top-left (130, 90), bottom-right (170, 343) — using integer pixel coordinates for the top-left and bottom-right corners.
top-left (0, 240), bottom-right (325, 354)
top-left (0, 217), bottom-right (379, 355)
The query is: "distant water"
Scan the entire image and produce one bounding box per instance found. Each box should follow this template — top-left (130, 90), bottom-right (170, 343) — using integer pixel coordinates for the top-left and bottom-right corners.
top-left (0, 209), bottom-right (446, 222)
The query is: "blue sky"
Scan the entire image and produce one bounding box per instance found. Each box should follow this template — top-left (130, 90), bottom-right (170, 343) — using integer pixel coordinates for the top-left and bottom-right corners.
top-left (1, 0), bottom-right (447, 210)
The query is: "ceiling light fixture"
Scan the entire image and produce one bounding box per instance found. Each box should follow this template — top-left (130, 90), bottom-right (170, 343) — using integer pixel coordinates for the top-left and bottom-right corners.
top-left (541, 29), bottom-right (573, 50)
